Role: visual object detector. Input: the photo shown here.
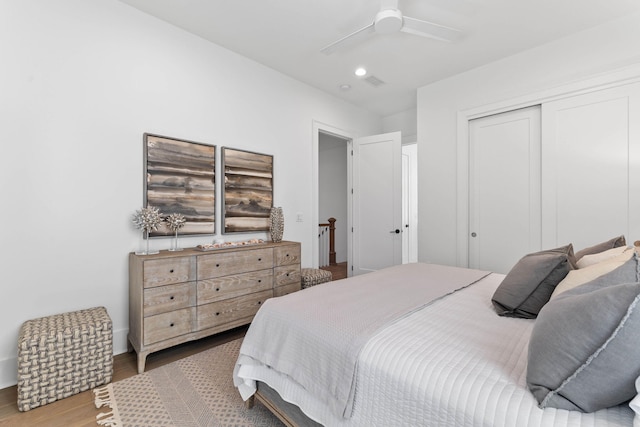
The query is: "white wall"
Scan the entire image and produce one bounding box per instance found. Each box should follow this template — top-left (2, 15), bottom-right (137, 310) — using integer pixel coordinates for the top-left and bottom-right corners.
top-left (417, 12), bottom-right (640, 266)
top-left (383, 108), bottom-right (417, 143)
top-left (0, 0), bottom-right (381, 388)
top-left (318, 134), bottom-right (348, 264)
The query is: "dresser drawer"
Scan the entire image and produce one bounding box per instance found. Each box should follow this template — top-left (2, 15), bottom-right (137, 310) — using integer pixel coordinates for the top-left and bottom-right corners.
top-left (197, 248), bottom-right (274, 279)
top-left (198, 269), bottom-right (273, 304)
top-left (197, 289), bottom-right (272, 330)
top-left (274, 282), bottom-right (301, 297)
top-left (143, 257), bottom-right (195, 288)
top-left (274, 264), bottom-right (301, 287)
top-left (274, 244), bottom-right (301, 266)
top-left (144, 307), bottom-right (195, 345)
top-left (144, 282), bottom-right (196, 317)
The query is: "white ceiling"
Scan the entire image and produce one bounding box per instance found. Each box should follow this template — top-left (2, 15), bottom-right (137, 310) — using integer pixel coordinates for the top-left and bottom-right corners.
top-left (117, 0), bottom-right (640, 117)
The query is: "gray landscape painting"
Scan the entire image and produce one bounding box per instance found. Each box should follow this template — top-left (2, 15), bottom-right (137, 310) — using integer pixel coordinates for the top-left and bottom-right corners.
top-left (222, 147), bottom-right (273, 233)
top-left (145, 134), bottom-right (215, 237)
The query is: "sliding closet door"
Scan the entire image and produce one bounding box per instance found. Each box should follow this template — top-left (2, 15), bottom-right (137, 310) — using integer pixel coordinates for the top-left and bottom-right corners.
top-left (541, 83), bottom-right (640, 250)
top-left (469, 106), bottom-right (541, 274)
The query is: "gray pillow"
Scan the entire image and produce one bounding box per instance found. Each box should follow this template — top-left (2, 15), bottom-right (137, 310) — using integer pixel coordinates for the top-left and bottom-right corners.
top-left (527, 254), bottom-right (640, 412)
top-left (492, 244), bottom-right (574, 319)
top-left (575, 235), bottom-right (626, 261)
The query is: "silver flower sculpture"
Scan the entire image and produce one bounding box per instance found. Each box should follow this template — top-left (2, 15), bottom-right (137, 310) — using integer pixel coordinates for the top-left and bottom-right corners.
top-left (165, 213), bottom-right (186, 232)
top-left (132, 206), bottom-right (164, 233)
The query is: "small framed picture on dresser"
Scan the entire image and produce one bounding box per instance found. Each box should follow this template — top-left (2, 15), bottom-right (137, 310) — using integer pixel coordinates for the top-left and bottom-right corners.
top-left (143, 133), bottom-right (216, 237)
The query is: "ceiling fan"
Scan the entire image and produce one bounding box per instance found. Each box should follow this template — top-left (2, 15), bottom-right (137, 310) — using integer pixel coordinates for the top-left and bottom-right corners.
top-left (320, 0), bottom-right (462, 55)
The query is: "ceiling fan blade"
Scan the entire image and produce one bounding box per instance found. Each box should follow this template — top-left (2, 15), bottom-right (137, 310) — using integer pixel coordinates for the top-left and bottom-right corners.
top-left (401, 16), bottom-right (462, 42)
top-left (320, 23), bottom-right (376, 55)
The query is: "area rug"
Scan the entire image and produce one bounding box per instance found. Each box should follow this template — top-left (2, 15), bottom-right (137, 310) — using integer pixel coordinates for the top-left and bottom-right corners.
top-left (93, 338), bottom-right (283, 427)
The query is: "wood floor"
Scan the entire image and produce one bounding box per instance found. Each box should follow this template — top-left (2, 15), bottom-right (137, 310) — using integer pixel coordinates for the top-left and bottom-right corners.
top-left (0, 327), bottom-right (247, 427)
top-left (320, 261), bottom-right (348, 280)
top-left (0, 268), bottom-right (348, 427)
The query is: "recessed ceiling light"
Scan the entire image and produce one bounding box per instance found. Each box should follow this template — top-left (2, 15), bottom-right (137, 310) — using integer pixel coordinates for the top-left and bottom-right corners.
top-left (354, 67), bottom-right (367, 77)
top-left (339, 84), bottom-right (351, 91)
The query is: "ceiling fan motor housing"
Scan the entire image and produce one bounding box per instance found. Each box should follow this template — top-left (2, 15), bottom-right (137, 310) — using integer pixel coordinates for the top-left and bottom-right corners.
top-left (375, 9), bottom-right (403, 33)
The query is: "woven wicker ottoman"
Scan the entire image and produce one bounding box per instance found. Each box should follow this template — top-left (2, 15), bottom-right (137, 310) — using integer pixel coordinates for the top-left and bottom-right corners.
top-left (17, 306), bottom-right (113, 411)
top-left (301, 268), bottom-right (333, 289)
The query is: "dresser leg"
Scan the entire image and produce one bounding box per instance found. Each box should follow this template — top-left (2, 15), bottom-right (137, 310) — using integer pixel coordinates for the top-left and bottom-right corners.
top-left (137, 352), bottom-right (148, 374)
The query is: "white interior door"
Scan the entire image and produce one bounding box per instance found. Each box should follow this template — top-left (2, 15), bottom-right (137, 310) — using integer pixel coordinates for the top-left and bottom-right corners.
top-left (541, 83), bottom-right (640, 250)
top-left (469, 106), bottom-right (541, 273)
top-left (352, 131), bottom-right (402, 275)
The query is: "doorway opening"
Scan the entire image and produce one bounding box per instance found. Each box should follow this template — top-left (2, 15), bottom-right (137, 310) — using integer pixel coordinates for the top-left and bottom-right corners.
top-left (318, 131), bottom-right (350, 280)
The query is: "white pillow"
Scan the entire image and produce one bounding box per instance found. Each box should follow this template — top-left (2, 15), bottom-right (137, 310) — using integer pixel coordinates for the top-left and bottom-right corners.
top-left (551, 248), bottom-right (634, 299)
top-left (576, 245), bottom-right (629, 268)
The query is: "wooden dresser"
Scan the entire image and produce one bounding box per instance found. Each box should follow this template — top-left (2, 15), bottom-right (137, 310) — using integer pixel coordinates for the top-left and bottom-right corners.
top-left (128, 241), bottom-right (301, 373)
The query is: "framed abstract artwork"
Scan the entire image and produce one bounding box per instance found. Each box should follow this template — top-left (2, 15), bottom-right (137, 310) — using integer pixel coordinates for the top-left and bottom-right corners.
top-left (144, 133), bottom-right (215, 237)
top-left (222, 147), bottom-right (273, 233)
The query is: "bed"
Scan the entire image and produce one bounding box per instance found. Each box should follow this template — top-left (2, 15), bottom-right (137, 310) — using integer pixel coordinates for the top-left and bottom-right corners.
top-left (233, 260), bottom-right (638, 427)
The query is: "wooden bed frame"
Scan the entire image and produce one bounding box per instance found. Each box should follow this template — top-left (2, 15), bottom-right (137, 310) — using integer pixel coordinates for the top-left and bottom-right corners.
top-left (246, 382), bottom-right (322, 427)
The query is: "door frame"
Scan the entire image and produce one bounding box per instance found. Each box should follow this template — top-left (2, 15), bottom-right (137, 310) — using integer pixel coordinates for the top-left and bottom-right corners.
top-left (312, 120), bottom-right (353, 271)
top-left (455, 65), bottom-right (640, 268)
top-left (401, 142), bottom-right (418, 263)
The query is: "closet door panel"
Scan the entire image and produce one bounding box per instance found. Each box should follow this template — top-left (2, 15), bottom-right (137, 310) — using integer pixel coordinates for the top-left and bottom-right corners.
top-left (469, 106), bottom-right (541, 274)
top-left (541, 83), bottom-right (640, 250)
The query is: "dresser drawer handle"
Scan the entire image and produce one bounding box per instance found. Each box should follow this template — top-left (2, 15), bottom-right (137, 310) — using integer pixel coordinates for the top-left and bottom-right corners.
top-left (170, 296), bottom-right (174, 300)
top-left (257, 301), bottom-right (262, 305)
top-left (258, 257), bottom-right (262, 261)
top-left (258, 279), bottom-right (262, 283)
top-left (286, 273), bottom-right (290, 277)
top-left (170, 269), bottom-right (174, 273)
top-left (215, 312), bottom-right (220, 316)
top-left (216, 263), bottom-right (220, 267)
top-left (286, 254), bottom-right (290, 257)
top-left (170, 322), bottom-right (174, 327)
top-left (215, 287), bottom-right (220, 292)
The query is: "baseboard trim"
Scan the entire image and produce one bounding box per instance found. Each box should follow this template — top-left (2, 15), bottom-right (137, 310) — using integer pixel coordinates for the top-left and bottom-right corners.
top-left (0, 356), bottom-right (17, 390)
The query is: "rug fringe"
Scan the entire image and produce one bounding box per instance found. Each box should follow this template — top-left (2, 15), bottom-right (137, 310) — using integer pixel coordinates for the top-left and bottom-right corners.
top-left (94, 384), bottom-right (113, 408)
top-left (93, 384), bottom-right (123, 427)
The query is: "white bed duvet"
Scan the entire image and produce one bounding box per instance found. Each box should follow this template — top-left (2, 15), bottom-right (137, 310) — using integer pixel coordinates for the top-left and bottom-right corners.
top-left (235, 266), bottom-right (634, 426)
